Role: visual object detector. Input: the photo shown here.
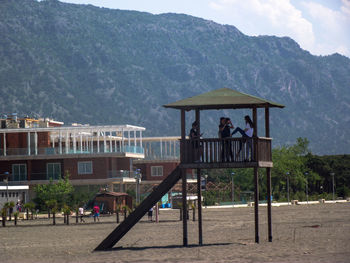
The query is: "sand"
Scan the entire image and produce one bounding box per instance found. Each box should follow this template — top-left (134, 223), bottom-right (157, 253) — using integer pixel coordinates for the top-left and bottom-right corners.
top-left (0, 203), bottom-right (349, 263)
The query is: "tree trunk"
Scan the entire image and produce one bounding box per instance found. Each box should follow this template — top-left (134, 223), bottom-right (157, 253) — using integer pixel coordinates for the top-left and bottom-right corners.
top-left (14, 215), bottom-right (17, 226)
top-left (75, 210), bottom-right (79, 224)
top-left (64, 214), bottom-right (66, 224)
top-left (193, 209), bottom-right (195, 221)
top-left (2, 216), bottom-right (6, 227)
top-left (8, 210), bottom-right (12, 221)
top-left (116, 212), bottom-right (119, 223)
top-left (123, 208), bottom-right (127, 221)
top-left (53, 213), bottom-right (56, 225)
top-left (26, 209), bottom-right (29, 220)
top-left (66, 214), bottom-right (69, 225)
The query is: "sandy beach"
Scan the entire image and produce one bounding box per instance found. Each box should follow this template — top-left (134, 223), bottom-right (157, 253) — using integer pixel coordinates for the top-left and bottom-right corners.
top-left (0, 203), bottom-right (349, 263)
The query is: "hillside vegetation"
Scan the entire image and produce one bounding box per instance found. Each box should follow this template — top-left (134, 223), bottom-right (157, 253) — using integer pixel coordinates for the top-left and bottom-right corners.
top-left (1, 0), bottom-right (349, 154)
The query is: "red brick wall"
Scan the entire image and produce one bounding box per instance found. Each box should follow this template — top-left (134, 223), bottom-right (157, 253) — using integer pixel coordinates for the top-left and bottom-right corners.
top-left (6, 133), bottom-right (26, 148)
top-left (63, 158), bottom-right (109, 180)
top-left (134, 161), bottom-right (179, 181)
top-left (0, 160), bottom-right (27, 181)
top-left (0, 132), bottom-right (50, 149)
top-left (0, 156), bottom-right (135, 182)
top-left (37, 132), bottom-right (50, 147)
top-left (116, 158), bottom-right (131, 170)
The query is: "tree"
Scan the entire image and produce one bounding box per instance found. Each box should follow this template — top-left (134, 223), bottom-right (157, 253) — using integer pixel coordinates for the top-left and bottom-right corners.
top-left (34, 172), bottom-right (73, 210)
top-left (13, 211), bottom-right (19, 226)
top-left (46, 200), bottom-right (58, 225)
top-left (23, 202), bottom-right (35, 220)
top-left (62, 204), bottom-right (71, 225)
top-left (1, 207), bottom-right (7, 227)
top-left (270, 138), bottom-right (310, 201)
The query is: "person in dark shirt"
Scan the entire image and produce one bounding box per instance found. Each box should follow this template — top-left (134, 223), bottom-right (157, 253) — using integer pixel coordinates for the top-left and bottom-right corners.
top-left (218, 117), bottom-right (226, 138)
top-left (189, 121), bottom-right (202, 162)
top-left (220, 118), bottom-right (234, 162)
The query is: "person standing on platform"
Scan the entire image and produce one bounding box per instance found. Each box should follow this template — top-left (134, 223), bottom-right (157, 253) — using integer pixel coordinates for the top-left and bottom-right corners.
top-left (221, 118), bottom-right (234, 162)
top-left (231, 115), bottom-right (254, 160)
top-left (189, 121), bottom-right (203, 162)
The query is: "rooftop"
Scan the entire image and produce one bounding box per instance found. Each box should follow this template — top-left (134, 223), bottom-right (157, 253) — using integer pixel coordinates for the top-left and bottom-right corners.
top-left (163, 88), bottom-right (285, 110)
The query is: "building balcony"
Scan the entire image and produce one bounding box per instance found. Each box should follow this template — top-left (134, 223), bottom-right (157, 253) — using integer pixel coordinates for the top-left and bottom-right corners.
top-left (0, 145), bottom-right (144, 160)
top-left (179, 137), bottom-right (272, 169)
top-left (1, 170), bottom-right (140, 185)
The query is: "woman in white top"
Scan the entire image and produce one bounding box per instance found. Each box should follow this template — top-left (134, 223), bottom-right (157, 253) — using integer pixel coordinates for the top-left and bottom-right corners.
top-left (231, 115), bottom-right (254, 138)
top-left (231, 115), bottom-right (254, 160)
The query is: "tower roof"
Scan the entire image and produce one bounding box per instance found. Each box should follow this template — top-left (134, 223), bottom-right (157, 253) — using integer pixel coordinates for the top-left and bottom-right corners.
top-left (163, 88), bottom-right (285, 110)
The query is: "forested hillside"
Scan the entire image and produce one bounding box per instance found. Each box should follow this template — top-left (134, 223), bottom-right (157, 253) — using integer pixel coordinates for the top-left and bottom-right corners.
top-left (1, 0), bottom-right (349, 154)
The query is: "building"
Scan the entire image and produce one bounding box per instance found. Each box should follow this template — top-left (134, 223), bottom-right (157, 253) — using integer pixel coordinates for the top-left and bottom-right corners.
top-left (132, 136), bottom-right (196, 207)
top-left (0, 185), bottom-right (29, 208)
top-left (0, 115), bottom-right (145, 200)
top-left (93, 191), bottom-right (133, 213)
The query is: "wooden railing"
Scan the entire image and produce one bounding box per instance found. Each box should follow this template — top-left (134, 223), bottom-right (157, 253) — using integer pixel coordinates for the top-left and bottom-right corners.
top-left (180, 137), bottom-right (272, 164)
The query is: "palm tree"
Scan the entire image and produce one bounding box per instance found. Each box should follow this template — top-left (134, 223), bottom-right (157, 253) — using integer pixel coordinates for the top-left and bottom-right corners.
top-left (116, 204), bottom-right (121, 223)
top-left (52, 206), bottom-right (57, 225)
top-left (62, 204), bottom-right (71, 225)
top-left (46, 200), bottom-right (58, 225)
top-left (191, 203), bottom-right (196, 221)
top-left (23, 202), bottom-right (35, 220)
top-left (122, 205), bottom-right (131, 221)
top-left (13, 211), bottom-right (19, 226)
top-left (1, 207), bottom-right (7, 227)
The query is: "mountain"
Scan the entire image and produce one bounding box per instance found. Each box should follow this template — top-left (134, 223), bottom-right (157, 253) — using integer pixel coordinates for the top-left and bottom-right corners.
top-left (1, 0), bottom-right (349, 154)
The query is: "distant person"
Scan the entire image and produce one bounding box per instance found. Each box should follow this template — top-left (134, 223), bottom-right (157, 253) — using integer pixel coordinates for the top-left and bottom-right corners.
top-left (218, 117), bottom-right (226, 138)
top-left (93, 205), bottom-right (100, 222)
top-left (231, 115), bottom-right (254, 160)
top-left (189, 121), bottom-right (203, 162)
top-left (79, 207), bottom-right (85, 223)
top-left (148, 206), bottom-right (153, 221)
top-left (16, 201), bottom-right (21, 212)
top-left (221, 118), bottom-right (234, 162)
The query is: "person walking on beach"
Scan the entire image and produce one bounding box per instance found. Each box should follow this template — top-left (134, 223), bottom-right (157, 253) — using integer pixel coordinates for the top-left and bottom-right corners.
top-left (93, 205), bottom-right (100, 222)
top-left (148, 206), bottom-right (153, 221)
top-left (79, 206), bottom-right (85, 222)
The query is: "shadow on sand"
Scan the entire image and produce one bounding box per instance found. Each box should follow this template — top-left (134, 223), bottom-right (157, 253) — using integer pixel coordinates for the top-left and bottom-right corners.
top-left (93, 242), bottom-right (236, 252)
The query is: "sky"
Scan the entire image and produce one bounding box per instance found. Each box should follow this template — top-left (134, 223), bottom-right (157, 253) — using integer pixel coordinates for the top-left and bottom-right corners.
top-left (59, 0), bottom-right (350, 58)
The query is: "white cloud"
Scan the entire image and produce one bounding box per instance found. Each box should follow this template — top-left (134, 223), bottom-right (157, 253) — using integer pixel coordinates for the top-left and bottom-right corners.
top-left (208, 0), bottom-right (350, 57)
top-left (208, 0), bottom-right (315, 52)
top-left (341, 0), bottom-right (350, 16)
top-left (301, 0), bottom-right (350, 57)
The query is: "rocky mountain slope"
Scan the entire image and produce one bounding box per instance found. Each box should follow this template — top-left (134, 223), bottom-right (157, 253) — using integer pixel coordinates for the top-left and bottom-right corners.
top-left (1, 0), bottom-right (349, 154)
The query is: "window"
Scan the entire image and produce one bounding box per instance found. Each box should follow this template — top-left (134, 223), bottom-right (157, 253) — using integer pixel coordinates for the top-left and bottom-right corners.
top-left (78, 161), bottom-right (93, 175)
top-left (12, 164), bottom-right (27, 181)
top-left (151, 166), bottom-right (163, 177)
top-left (47, 163), bottom-right (61, 180)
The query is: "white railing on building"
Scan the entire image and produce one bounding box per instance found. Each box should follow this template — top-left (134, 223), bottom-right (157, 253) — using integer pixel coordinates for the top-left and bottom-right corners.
top-left (0, 125), bottom-right (145, 157)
